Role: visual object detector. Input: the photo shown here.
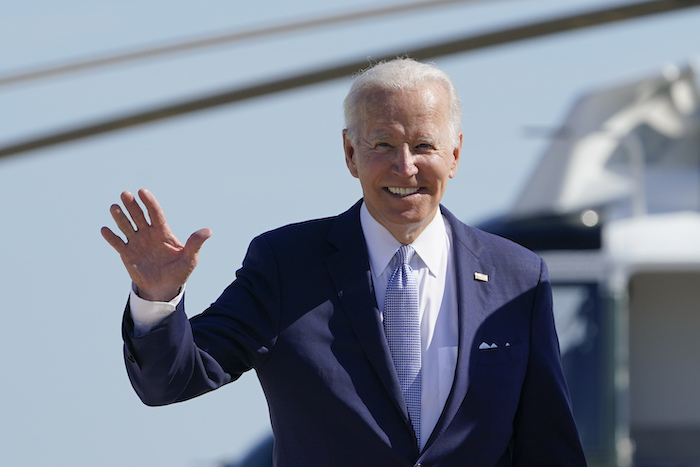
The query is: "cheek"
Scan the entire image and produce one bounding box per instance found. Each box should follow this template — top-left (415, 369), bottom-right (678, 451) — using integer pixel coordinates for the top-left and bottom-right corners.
top-left (419, 159), bottom-right (452, 183)
top-left (356, 158), bottom-right (386, 183)
top-left (437, 155), bottom-right (458, 181)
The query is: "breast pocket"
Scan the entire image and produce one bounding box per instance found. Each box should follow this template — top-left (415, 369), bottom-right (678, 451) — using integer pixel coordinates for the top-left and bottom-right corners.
top-left (474, 342), bottom-right (523, 366)
top-left (471, 342), bottom-right (527, 403)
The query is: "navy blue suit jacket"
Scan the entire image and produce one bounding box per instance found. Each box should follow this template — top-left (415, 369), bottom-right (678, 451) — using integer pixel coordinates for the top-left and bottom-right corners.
top-left (123, 201), bottom-right (586, 466)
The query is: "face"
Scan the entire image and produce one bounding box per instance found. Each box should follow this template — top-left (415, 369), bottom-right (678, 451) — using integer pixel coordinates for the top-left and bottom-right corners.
top-left (344, 84), bottom-right (462, 244)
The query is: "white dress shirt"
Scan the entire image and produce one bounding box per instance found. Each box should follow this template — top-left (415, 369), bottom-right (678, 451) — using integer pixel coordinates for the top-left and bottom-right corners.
top-left (130, 203), bottom-right (459, 449)
top-left (359, 203), bottom-right (458, 450)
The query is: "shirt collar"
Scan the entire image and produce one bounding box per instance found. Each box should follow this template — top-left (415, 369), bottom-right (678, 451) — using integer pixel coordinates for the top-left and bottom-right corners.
top-left (360, 202), bottom-right (447, 279)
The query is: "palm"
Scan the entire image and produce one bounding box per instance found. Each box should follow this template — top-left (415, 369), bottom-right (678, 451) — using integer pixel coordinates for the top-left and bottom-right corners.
top-left (101, 189), bottom-right (211, 301)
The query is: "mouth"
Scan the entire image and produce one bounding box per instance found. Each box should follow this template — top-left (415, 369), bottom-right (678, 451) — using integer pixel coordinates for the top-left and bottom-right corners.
top-left (387, 187), bottom-right (420, 197)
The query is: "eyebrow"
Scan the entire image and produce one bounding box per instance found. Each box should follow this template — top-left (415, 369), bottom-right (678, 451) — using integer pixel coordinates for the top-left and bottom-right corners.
top-left (366, 132), bottom-right (391, 142)
top-left (415, 136), bottom-right (437, 145)
top-left (364, 130), bottom-right (440, 147)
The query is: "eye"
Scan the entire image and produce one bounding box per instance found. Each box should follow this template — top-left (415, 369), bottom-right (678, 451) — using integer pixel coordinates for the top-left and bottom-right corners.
top-left (415, 143), bottom-right (434, 151)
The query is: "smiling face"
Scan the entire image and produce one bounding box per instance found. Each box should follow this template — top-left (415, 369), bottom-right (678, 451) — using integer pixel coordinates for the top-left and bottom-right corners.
top-left (344, 84), bottom-right (462, 244)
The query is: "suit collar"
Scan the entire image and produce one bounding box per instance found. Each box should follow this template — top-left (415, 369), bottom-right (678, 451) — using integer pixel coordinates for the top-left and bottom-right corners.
top-left (360, 202), bottom-right (450, 280)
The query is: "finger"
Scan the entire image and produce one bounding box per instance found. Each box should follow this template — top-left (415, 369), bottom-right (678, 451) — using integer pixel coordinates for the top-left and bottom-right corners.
top-left (183, 228), bottom-right (213, 258)
top-left (109, 203), bottom-right (137, 237)
top-left (100, 226), bottom-right (127, 253)
top-left (120, 190), bottom-right (150, 230)
top-left (138, 188), bottom-right (168, 228)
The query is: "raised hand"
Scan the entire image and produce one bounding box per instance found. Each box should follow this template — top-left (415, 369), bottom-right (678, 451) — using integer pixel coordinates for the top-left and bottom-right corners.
top-left (101, 189), bottom-right (212, 302)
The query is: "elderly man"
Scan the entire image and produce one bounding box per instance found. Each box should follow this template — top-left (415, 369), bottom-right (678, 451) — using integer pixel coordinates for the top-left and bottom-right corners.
top-left (103, 58), bottom-right (586, 466)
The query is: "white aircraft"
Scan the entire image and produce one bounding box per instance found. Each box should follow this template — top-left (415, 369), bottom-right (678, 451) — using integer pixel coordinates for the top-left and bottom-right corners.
top-left (480, 60), bottom-right (700, 467)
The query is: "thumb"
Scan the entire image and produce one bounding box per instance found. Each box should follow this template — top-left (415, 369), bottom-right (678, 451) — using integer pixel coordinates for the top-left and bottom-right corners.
top-left (183, 228), bottom-right (213, 258)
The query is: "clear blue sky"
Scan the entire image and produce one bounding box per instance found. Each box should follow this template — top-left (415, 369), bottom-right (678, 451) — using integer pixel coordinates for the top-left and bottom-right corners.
top-left (1, 1), bottom-right (698, 465)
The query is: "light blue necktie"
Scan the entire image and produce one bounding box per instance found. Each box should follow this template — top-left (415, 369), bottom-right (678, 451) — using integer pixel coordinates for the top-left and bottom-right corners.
top-left (384, 244), bottom-right (421, 444)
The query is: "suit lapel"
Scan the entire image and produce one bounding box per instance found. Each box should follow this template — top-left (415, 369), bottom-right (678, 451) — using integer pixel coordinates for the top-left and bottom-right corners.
top-left (324, 201), bottom-right (410, 424)
top-left (423, 207), bottom-right (496, 451)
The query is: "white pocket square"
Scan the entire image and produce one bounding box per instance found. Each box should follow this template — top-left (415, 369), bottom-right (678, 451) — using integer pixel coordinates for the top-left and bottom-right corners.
top-left (478, 342), bottom-right (498, 350)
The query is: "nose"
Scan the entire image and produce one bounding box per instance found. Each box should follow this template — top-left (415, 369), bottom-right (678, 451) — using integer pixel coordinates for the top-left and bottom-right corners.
top-left (393, 144), bottom-right (419, 176)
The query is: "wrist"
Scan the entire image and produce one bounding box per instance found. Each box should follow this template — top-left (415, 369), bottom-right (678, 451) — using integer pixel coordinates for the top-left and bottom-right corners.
top-left (134, 284), bottom-right (183, 302)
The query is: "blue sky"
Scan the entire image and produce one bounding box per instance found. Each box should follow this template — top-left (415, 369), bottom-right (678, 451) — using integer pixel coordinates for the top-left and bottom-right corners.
top-left (1, 1), bottom-right (699, 465)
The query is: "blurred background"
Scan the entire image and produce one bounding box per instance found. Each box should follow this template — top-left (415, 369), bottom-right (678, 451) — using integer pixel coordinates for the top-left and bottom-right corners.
top-left (1, 1), bottom-right (699, 466)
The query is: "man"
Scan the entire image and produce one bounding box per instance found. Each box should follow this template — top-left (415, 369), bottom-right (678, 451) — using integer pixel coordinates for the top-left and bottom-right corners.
top-left (102, 58), bottom-right (587, 466)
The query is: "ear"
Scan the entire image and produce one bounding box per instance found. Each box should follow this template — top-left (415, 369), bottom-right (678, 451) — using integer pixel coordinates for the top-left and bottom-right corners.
top-left (449, 132), bottom-right (463, 178)
top-left (343, 129), bottom-right (359, 178)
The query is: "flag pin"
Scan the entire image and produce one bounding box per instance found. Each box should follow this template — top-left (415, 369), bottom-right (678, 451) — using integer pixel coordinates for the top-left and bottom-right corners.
top-left (474, 272), bottom-right (489, 282)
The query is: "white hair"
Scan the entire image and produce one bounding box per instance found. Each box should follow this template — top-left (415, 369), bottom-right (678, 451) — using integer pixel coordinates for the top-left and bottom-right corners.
top-left (343, 58), bottom-right (463, 148)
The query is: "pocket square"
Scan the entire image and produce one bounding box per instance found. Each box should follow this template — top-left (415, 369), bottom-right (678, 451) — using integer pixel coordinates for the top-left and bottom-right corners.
top-left (478, 342), bottom-right (498, 350)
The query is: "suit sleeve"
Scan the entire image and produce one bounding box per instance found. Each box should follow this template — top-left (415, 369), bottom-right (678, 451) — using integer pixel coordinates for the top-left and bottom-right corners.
top-left (510, 259), bottom-right (588, 466)
top-left (122, 234), bottom-right (280, 406)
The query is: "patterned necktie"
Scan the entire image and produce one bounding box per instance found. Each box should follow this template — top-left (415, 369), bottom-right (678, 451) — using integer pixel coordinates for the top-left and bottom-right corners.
top-left (384, 244), bottom-right (421, 444)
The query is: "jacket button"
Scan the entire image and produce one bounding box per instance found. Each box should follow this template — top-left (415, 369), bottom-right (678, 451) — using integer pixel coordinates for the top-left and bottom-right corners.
top-left (415, 464), bottom-right (423, 467)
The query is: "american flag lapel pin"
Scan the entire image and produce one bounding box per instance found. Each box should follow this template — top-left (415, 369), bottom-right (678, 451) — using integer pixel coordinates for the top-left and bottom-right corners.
top-left (474, 272), bottom-right (489, 282)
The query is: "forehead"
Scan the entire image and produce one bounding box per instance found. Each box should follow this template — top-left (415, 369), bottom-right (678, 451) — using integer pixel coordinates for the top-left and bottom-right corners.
top-left (358, 86), bottom-right (450, 137)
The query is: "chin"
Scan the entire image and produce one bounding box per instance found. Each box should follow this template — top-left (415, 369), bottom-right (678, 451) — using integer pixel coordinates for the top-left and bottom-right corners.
top-left (388, 210), bottom-right (431, 228)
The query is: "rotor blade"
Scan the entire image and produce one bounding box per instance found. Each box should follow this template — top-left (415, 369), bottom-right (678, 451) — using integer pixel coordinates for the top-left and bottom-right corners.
top-left (0, 0), bottom-right (483, 88)
top-left (2, 0), bottom-right (699, 159)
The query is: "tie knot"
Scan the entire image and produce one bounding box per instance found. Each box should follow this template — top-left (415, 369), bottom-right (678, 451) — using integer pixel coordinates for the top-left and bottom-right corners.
top-left (396, 244), bottom-right (415, 266)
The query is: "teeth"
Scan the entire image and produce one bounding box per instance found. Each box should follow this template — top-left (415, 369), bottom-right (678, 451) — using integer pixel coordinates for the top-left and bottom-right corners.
top-left (388, 187), bottom-right (419, 196)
